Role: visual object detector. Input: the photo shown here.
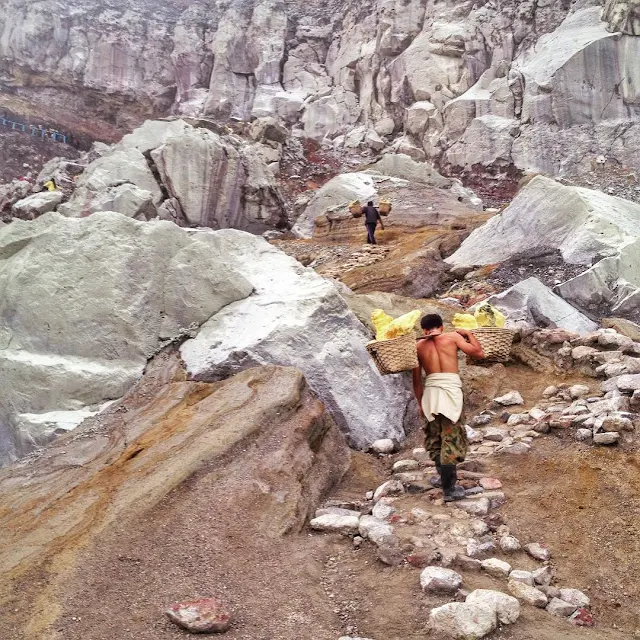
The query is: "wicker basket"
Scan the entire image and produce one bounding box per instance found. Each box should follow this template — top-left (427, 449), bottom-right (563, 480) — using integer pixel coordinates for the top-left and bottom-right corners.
top-left (366, 332), bottom-right (418, 375)
top-left (349, 201), bottom-right (363, 218)
top-left (379, 200), bottom-right (392, 216)
top-left (471, 327), bottom-right (516, 362)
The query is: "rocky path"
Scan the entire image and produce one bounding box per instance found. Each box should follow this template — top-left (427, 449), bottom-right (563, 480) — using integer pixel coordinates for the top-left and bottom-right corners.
top-left (307, 330), bottom-right (640, 639)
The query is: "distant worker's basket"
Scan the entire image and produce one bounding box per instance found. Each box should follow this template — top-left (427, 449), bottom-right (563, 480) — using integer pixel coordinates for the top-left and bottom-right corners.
top-left (349, 200), bottom-right (364, 218)
top-left (471, 327), bottom-right (516, 363)
top-left (366, 332), bottom-right (418, 375)
top-left (379, 199), bottom-right (392, 216)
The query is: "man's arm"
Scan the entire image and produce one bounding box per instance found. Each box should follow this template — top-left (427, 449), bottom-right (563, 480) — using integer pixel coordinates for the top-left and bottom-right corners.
top-left (412, 365), bottom-right (424, 417)
top-left (454, 329), bottom-right (485, 359)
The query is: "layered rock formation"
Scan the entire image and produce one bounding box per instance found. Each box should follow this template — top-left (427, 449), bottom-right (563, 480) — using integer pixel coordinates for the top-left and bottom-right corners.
top-left (0, 211), bottom-right (410, 465)
top-left (2, 0), bottom-right (639, 176)
top-left (0, 357), bottom-right (350, 638)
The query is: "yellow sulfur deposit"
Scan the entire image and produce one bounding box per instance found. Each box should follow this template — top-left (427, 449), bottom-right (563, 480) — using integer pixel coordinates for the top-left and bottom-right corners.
top-left (474, 304), bottom-right (506, 328)
top-left (452, 304), bottom-right (506, 329)
top-left (372, 309), bottom-right (421, 340)
top-left (451, 314), bottom-right (478, 329)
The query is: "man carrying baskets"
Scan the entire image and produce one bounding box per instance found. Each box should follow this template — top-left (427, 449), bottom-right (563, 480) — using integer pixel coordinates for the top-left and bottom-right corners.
top-left (412, 314), bottom-right (485, 502)
top-left (363, 201), bottom-right (384, 244)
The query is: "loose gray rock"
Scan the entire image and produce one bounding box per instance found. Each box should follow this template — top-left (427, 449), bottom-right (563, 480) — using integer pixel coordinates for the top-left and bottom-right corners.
top-left (533, 566), bottom-right (554, 587)
top-left (575, 428), bottom-right (593, 442)
top-left (524, 542), bottom-right (551, 561)
top-left (494, 391), bottom-right (525, 406)
top-left (546, 597), bottom-right (578, 617)
top-left (359, 515), bottom-right (394, 546)
top-left (455, 555), bottom-right (483, 572)
top-left (371, 438), bottom-right (395, 454)
top-left (467, 540), bottom-right (497, 559)
top-left (509, 570), bottom-right (535, 586)
top-left (372, 502), bottom-right (397, 521)
top-left (569, 385), bottom-right (591, 399)
top-left (593, 432), bottom-right (621, 445)
top-left (429, 601), bottom-right (497, 639)
top-left (392, 459), bottom-right (420, 472)
top-left (310, 514), bottom-right (360, 535)
top-left (499, 535), bottom-right (522, 553)
top-left (508, 580), bottom-right (548, 608)
top-left (373, 480), bottom-right (405, 502)
top-left (456, 498), bottom-right (491, 516)
top-left (481, 558), bottom-right (512, 578)
top-left (420, 566), bottom-right (463, 594)
top-left (466, 589), bottom-right (521, 624)
top-left (559, 588), bottom-right (590, 608)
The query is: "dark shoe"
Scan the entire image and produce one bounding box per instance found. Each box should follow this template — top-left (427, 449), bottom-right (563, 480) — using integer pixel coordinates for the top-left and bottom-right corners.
top-left (441, 464), bottom-right (466, 502)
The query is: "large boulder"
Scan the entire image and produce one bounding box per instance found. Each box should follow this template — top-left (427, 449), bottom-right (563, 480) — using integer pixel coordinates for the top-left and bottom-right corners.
top-left (556, 238), bottom-right (640, 322)
top-left (11, 191), bottom-right (64, 219)
top-left (0, 212), bottom-right (410, 464)
top-left (447, 176), bottom-right (640, 268)
top-left (151, 126), bottom-right (286, 231)
top-left (476, 278), bottom-right (598, 333)
top-left (59, 120), bottom-right (288, 233)
top-left (179, 230), bottom-right (411, 449)
top-left (0, 212), bottom-right (253, 463)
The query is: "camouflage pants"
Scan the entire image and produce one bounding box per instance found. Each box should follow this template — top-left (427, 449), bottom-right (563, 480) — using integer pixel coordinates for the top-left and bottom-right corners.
top-left (424, 414), bottom-right (468, 465)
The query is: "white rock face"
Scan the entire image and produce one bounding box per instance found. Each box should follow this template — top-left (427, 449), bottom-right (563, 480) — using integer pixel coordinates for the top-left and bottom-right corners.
top-left (2, 1), bottom-right (640, 176)
top-left (179, 230), bottom-right (412, 449)
top-left (0, 212), bottom-right (253, 464)
top-left (447, 177), bottom-right (640, 268)
top-left (292, 173), bottom-right (378, 239)
top-left (477, 278), bottom-right (598, 334)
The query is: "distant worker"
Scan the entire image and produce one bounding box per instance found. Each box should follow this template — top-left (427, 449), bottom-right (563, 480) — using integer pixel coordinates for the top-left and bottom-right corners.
top-left (363, 200), bottom-right (384, 245)
top-left (42, 178), bottom-right (57, 192)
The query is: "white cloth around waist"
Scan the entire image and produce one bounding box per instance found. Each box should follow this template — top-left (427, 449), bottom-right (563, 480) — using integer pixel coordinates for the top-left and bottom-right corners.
top-left (421, 373), bottom-right (463, 424)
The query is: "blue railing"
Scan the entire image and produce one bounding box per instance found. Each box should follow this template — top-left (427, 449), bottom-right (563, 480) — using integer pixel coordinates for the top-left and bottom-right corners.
top-left (0, 117), bottom-right (68, 144)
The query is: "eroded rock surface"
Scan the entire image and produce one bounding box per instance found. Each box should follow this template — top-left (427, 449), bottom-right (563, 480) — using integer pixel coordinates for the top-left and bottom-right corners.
top-left (0, 358), bottom-right (350, 638)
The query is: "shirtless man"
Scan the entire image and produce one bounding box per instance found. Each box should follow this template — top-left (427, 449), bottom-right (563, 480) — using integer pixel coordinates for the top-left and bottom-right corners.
top-left (412, 314), bottom-right (485, 501)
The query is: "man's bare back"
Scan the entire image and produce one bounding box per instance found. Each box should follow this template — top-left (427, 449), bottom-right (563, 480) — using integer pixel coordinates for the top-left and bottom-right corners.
top-left (417, 333), bottom-right (465, 374)
top-left (413, 325), bottom-right (485, 416)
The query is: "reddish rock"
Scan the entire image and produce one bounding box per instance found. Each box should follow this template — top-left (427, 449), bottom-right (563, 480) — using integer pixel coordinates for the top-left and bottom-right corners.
top-left (479, 477), bottom-right (502, 490)
top-left (407, 550), bottom-right (439, 568)
top-left (569, 608), bottom-right (594, 627)
top-left (166, 598), bottom-right (231, 633)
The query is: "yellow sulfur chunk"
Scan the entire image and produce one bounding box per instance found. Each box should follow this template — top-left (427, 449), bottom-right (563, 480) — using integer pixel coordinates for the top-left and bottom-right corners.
top-left (372, 309), bottom-right (394, 341)
top-left (384, 310), bottom-right (421, 339)
top-left (452, 314), bottom-right (478, 330)
top-left (474, 304), bottom-right (506, 328)
top-left (371, 309), bottom-right (421, 340)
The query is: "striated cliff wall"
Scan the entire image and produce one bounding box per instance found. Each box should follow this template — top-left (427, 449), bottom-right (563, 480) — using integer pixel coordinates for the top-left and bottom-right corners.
top-left (1, 0), bottom-right (639, 174)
